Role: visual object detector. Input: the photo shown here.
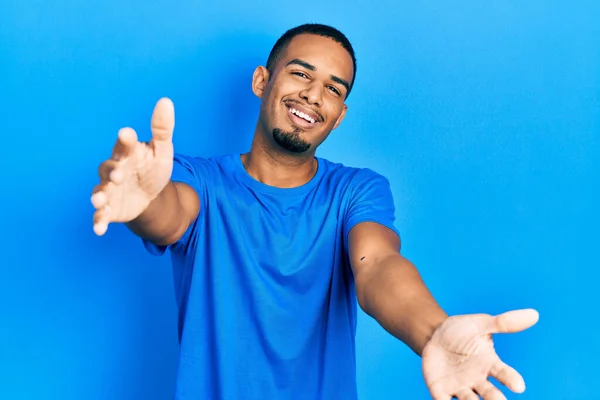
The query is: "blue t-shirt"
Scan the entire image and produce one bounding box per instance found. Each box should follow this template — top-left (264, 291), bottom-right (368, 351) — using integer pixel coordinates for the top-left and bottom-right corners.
top-left (143, 153), bottom-right (400, 400)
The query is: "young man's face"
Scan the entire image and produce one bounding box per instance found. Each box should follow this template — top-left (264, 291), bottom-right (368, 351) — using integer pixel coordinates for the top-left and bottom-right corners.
top-left (253, 33), bottom-right (354, 154)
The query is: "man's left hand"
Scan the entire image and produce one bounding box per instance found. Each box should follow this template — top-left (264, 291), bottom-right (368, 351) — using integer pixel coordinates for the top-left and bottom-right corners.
top-left (421, 308), bottom-right (539, 400)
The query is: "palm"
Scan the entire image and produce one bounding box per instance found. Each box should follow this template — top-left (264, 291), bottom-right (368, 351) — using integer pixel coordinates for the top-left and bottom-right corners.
top-left (106, 135), bottom-right (174, 222)
top-left (422, 309), bottom-right (539, 400)
top-left (91, 98), bottom-right (175, 235)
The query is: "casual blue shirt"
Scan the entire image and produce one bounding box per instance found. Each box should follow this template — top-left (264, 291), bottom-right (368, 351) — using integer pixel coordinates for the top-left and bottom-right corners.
top-left (143, 153), bottom-right (400, 400)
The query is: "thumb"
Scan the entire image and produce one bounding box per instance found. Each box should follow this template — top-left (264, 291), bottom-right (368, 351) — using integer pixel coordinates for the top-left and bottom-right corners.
top-left (150, 97), bottom-right (175, 143)
top-left (489, 308), bottom-right (540, 334)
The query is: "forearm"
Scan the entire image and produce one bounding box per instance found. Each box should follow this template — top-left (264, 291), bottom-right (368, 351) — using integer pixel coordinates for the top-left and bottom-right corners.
top-left (126, 181), bottom-right (191, 246)
top-left (356, 254), bottom-right (448, 356)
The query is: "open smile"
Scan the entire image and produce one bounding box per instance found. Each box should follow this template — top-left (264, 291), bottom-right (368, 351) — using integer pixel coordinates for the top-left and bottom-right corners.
top-left (285, 103), bottom-right (322, 129)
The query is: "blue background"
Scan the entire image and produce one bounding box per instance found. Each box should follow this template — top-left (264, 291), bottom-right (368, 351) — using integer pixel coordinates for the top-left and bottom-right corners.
top-left (1, 1), bottom-right (598, 399)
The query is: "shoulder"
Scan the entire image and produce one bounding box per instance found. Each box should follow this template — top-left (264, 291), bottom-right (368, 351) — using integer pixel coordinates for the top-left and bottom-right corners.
top-left (318, 157), bottom-right (392, 192)
top-left (173, 153), bottom-right (238, 177)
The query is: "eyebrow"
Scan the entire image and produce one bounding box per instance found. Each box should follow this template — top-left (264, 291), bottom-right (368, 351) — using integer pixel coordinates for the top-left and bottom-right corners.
top-left (285, 58), bottom-right (350, 94)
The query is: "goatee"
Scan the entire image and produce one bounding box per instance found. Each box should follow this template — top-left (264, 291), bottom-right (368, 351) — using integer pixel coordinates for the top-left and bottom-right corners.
top-left (272, 128), bottom-right (311, 153)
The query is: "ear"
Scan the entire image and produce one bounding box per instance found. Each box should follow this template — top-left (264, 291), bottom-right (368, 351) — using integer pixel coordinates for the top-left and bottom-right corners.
top-left (252, 66), bottom-right (270, 99)
top-left (332, 104), bottom-right (348, 130)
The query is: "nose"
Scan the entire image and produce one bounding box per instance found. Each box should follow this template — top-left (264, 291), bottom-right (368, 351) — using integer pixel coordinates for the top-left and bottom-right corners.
top-left (299, 82), bottom-right (323, 107)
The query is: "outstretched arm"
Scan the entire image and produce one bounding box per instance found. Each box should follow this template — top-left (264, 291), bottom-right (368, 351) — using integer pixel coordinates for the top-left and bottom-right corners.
top-left (349, 221), bottom-right (539, 399)
top-left (348, 221), bottom-right (448, 355)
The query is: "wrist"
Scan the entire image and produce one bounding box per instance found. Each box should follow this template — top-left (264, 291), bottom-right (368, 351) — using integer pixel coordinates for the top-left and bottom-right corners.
top-left (417, 311), bottom-right (449, 355)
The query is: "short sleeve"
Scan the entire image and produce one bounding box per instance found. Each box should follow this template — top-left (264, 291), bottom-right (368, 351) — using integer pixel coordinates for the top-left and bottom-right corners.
top-left (343, 169), bottom-right (400, 251)
top-left (142, 153), bottom-right (206, 256)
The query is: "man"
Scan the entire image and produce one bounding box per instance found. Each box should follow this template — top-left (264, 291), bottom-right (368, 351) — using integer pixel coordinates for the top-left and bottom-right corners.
top-left (91, 23), bottom-right (538, 400)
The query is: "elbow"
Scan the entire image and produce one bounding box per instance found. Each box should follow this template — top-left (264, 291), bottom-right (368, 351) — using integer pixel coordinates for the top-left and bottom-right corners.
top-left (352, 253), bottom-right (406, 316)
top-left (131, 215), bottom-right (190, 247)
top-left (154, 218), bottom-right (191, 246)
top-left (354, 271), bottom-right (376, 316)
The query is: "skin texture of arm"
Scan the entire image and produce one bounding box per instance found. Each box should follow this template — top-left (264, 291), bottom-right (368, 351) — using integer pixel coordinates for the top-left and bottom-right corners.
top-left (348, 221), bottom-right (448, 356)
top-left (125, 181), bottom-right (200, 246)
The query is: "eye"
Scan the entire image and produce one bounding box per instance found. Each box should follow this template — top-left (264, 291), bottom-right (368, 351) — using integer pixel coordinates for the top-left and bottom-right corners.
top-left (292, 71), bottom-right (308, 79)
top-left (327, 86), bottom-right (341, 96)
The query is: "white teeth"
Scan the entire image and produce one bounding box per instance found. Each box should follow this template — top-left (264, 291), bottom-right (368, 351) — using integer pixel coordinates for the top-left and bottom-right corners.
top-left (291, 108), bottom-right (315, 124)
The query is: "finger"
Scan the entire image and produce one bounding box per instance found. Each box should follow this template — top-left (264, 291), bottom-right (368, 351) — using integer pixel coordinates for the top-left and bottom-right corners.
top-left (93, 206), bottom-right (111, 236)
top-left (112, 128), bottom-right (138, 161)
top-left (430, 389), bottom-right (452, 400)
top-left (150, 97), bottom-right (175, 142)
top-left (98, 159), bottom-right (124, 184)
top-left (454, 388), bottom-right (479, 400)
top-left (429, 385), bottom-right (452, 400)
top-left (490, 360), bottom-right (525, 393)
top-left (474, 380), bottom-right (507, 400)
top-left (489, 309), bottom-right (539, 334)
top-left (90, 182), bottom-right (111, 209)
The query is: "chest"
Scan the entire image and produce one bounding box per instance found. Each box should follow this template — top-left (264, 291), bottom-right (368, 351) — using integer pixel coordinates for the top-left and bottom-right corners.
top-left (207, 187), bottom-right (349, 278)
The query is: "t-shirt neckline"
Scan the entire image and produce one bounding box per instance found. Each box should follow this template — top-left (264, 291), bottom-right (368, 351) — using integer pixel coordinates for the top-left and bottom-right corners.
top-left (233, 153), bottom-right (324, 196)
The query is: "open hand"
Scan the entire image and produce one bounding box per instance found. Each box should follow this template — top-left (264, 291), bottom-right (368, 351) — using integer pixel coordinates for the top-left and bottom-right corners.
top-left (91, 97), bottom-right (175, 236)
top-left (422, 309), bottom-right (539, 400)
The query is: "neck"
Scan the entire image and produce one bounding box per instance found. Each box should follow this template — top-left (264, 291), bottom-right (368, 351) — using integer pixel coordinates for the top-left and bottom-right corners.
top-left (241, 128), bottom-right (318, 189)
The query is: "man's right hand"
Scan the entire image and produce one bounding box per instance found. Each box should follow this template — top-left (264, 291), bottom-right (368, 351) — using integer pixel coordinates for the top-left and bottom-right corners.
top-left (91, 97), bottom-right (176, 236)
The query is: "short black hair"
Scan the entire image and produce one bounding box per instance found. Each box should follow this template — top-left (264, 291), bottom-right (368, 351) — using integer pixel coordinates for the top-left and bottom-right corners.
top-left (265, 23), bottom-right (357, 98)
